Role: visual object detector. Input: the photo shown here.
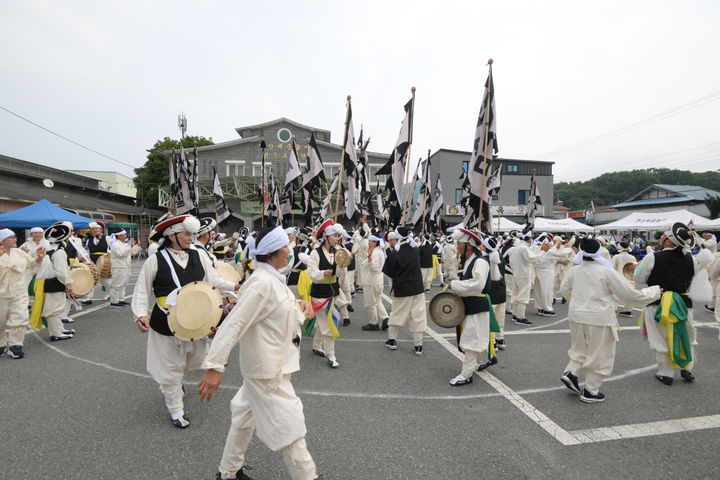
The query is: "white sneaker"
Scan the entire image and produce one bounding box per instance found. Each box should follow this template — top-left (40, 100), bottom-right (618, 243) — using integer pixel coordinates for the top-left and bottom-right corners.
top-left (449, 375), bottom-right (472, 386)
top-left (327, 357), bottom-right (339, 368)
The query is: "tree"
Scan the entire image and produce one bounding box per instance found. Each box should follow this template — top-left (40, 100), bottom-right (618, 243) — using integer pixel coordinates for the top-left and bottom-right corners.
top-left (706, 194), bottom-right (720, 219)
top-left (134, 136), bottom-right (214, 208)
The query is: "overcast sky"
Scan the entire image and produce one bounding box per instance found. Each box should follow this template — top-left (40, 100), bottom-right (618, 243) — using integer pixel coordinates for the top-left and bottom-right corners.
top-left (2, 0), bottom-right (719, 189)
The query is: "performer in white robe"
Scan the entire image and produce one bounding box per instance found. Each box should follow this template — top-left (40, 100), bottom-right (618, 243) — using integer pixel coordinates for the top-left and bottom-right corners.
top-left (441, 239), bottom-right (458, 283)
top-left (448, 228), bottom-right (492, 386)
top-left (360, 234), bottom-right (389, 331)
top-left (19, 227), bottom-right (50, 297)
top-left (109, 231), bottom-right (140, 307)
top-left (611, 241), bottom-right (637, 317)
top-left (199, 226), bottom-right (318, 480)
top-left (508, 231), bottom-right (541, 325)
top-left (532, 233), bottom-right (564, 317)
top-left (131, 215), bottom-right (238, 428)
top-left (559, 238), bottom-right (660, 403)
top-left (1, 229), bottom-right (44, 358)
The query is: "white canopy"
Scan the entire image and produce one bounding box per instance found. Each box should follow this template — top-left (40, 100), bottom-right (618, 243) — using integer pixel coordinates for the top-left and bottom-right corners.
top-left (533, 217), bottom-right (595, 233)
top-left (448, 217), bottom-right (523, 233)
top-left (693, 217), bottom-right (720, 230)
top-left (595, 209), bottom-right (713, 231)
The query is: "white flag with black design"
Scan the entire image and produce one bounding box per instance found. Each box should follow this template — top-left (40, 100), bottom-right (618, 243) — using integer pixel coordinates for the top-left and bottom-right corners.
top-left (430, 173), bottom-right (444, 230)
top-left (320, 173), bottom-right (339, 220)
top-left (378, 96), bottom-right (413, 209)
top-left (284, 139), bottom-right (302, 187)
top-left (525, 171), bottom-right (542, 229)
top-left (212, 165), bottom-right (231, 224)
top-left (411, 157), bottom-right (432, 228)
top-left (463, 63), bottom-right (498, 229)
top-left (343, 101), bottom-right (360, 220)
top-left (486, 165), bottom-right (502, 204)
top-left (175, 145), bottom-right (194, 215)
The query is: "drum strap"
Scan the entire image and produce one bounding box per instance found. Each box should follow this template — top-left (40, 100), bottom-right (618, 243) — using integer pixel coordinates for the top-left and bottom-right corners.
top-left (158, 250), bottom-right (183, 314)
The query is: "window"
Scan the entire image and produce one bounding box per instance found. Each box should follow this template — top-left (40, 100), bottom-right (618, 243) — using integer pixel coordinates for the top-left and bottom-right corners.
top-left (518, 189), bottom-right (529, 204)
top-left (455, 188), bottom-right (463, 204)
top-left (462, 161), bottom-right (469, 173)
top-left (507, 164), bottom-right (519, 173)
top-left (277, 128), bottom-right (292, 143)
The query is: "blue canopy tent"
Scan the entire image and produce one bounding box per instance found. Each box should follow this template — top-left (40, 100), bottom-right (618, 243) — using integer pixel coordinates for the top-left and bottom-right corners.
top-left (0, 199), bottom-right (95, 228)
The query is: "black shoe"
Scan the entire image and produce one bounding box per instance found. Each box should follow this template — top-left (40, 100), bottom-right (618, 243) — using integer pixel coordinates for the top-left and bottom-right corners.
top-left (49, 333), bottom-right (73, 341)
top-left (561, 298), bottom-right (567, 304)
top-left (362, 323), bottom-right (380, 331)
top-left (385, 339), bottom-right (397, 350)
top-left (552, 298), bottom-right (557, 305)
top-left (655, 373), bottom-right (673, 386)
top-left (618, 311), bottom-right (633, 317)
top-left (342, 318), bottom-right (351, 326)
top-left (119, 300), bottom-right (130, 306)
top-left (704, 305), bottom-right (715, 313)
top-left (544, 310), bottom-right (557, 317)
top-left (561, 371), bottom-right (581, 394)
top-left (0, 346), bottom-right (5, 357)
top-left (579, 388), bottom-right (606, 403)
top-left (680, 369), bottom-right (695, 382)
top-left (476, 356), bottom-right (498, 371)
top-left (495, 339), bottom-right (506, 350)
top-left (512, 317), bottom-right (533, 326)
top-left (61, 329), bottom-right (76, 335)
top-left (414, 345), bottom-right (423, 356)
top-left (171, 414), bottom-right (190, 428)
top-left (312, 348), bottom-right (326, 358)
top-left (61, 317), bottom-right (74, 323)
top-left (215, 466), bottom-right (254, 480)
top-left (81, 300), bottom-right (93, 305)
top-left (347, 304), bottom-right (354, 312)
top-left (381, 318), bottom-right (389, 330)
top-left (110, 302), bottom-right (125, 308)
top-left (7, 345), bottom-right (24, 359)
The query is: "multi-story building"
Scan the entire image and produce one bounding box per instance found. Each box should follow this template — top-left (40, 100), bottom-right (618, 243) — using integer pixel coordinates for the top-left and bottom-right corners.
top-left (67, 170), bottom-right (137, 198)
top-left (427, 148), bottom-right (554, 225)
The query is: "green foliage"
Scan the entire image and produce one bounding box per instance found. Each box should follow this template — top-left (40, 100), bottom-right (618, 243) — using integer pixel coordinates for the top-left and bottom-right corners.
top-left (555, 168), bottom-right (720, 211)
top-left (133, 136), bottom-right (214, 208)
top-left (706, 194), bottom-right (720, 219)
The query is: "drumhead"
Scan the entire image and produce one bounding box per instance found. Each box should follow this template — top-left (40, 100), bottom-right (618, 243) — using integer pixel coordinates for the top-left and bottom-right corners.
top-left (215, 261), bottom-right (241, 284)
top-left (168, 281), bottom-right (223, 341)
top-left (70, 267), bottom-right (95, 296)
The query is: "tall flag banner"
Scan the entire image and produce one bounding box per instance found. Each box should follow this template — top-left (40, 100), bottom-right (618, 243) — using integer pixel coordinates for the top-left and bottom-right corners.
top-left (264, 170), bottom-right (280, 225)
top-left (430, 173), bottom-right (444, 231)
top-left (342, 99), bottom-right (360, 220)
top-left (190, 146), bottom-right (200, 214)
top-left (175, 144), bottom-right (194, 215)
top-left (259, 139), bottom-right (268, 207)
top-left (411, 156), bottom-right (432, 229)
top-left (284, 138), bottom-right (302, 187)
top-left (303, 132), bottom-right (325, 188)
top-left (525, 171), bottom-right (542, 230)
top-left (168, 150), bottom-right (179, 211)
top-left (321, 173), bottom-right (339, 220)
top-left (463, 60), bottom-right (498, 230)
top-left (486, 165), bottom-right (502, 203)
top-left (302, 185), bottom-right (313, 226)
top-left (378, 94), bottom-right (414, 211)
top-left (374, 180), bottom-right (386, 226)
top-left (212, 165), bottom-right (231, 224)
top-left (280, 182), bottom-right (296, 219)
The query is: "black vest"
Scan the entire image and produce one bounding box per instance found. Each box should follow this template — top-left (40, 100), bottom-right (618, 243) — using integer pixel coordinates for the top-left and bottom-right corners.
top-left (150, 249), bottom-right (205, 336)
top-left (459, 256), bottom-right (492, 314)
top-left (344, 242), bottom-right (356, 271)
top-left (287, 245), bottom-right (308, 286)
top-left (382, 243), bottom-right (424, 297)
top-left (419, 243), bottom-right (434, 268)
top-left (88, 236), bottom-right (108, 259)
top-left (484, 253), bottom-right (507, 305)
top-left (310, 247), bottom-right (339, 298)
top-left (193, 242), bottom-right (216, 267)
top-left (43, 246), bottom-right (70, 293)
top-left (647, 248), bottom-right (694, 308)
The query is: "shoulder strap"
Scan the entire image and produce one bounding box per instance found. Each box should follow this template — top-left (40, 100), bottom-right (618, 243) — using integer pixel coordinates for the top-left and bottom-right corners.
top-left (160, 249), bottom-right (183, 290)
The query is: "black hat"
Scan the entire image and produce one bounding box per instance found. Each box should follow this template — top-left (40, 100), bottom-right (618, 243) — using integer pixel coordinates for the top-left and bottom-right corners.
top-left (579, 237), bottom-right (601, 255)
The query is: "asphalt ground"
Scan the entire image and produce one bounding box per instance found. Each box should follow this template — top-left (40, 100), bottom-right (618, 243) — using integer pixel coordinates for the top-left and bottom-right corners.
top-left (3, 261), bottom-right (720, 479)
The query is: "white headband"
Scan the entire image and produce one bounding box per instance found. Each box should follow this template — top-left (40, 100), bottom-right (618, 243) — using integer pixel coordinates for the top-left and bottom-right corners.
top-left (30, 227), bottom-right (43, 233)
top-left (164, 217), bottom-right (201, 237)
top-left (251, 226), bottom-right (289, 257)
top-left (368, 234), bottom-right (381, 242)
top-left (0, 228), bottom-right (15, 242)
top-left (572, 248), bottom-right (613, 268)
top-left (115, 230), bottom-right (127, 236)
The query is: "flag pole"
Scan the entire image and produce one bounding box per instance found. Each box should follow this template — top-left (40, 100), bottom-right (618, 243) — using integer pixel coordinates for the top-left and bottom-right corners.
top-left (477, 59), bottom-right (494, 232)
top-left (334, 95), bottom-right (351, 222)
top-left (399, 87), bottom-right (416, 225)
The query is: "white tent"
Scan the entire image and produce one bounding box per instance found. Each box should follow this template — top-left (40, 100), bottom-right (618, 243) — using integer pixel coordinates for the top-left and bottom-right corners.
top-left (448, 217), bottom-right (523, 233)
top-left (693, 217), bottom-right (720, 230)
top-left (594, 209), bottom-right (713, 231)
top-left (533, 217), bottom-right (595, 233)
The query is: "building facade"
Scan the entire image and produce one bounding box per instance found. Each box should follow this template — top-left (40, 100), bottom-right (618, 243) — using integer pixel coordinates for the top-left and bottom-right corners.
top-left (165, 117), bottom-right (389, 228)
top-left (427, 149), bottom-right (554, 224)
top-left (67, 170), bottom-right (137, 198)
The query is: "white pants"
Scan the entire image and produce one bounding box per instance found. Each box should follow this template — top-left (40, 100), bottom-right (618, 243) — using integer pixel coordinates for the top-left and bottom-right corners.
top-left (443, 261), bottom-right (458, 282)
top-left (219, 375), bottom-right (316, 480)
top-left (493, 303), bottom-right (506, 340)
top-left (421, 267), bottom-right (433, 290)
top-left (110, 267), bottom-right (130, 303)
top-left (311, 297), bottom-right (336, 359)
top-left (42, 291), bottom-right (67, 337)
top-left (533, 268), bottom-right (555, 311)
top-left (565, 322), bottom-right (616, 395)
top-left (0, 295), bottom-right (29, 347)
top-left (643, 305), bottom-right (695, 376)
top-left (461, 350), bottom-right (480, 379)
top-left (388, 293), bottom-right (427, 333)
top-left (362, 284), bottom-right (388, 325)
top-left (146, 329), bottom-right (208, 413)
top-left (510, 276), bottom-right (532, 319)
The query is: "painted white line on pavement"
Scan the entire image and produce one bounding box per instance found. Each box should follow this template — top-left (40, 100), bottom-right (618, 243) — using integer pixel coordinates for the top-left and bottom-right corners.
top-left (522, 316), bottom-right (568, 331)
top-left (569, 414), bottom-right (720, 443)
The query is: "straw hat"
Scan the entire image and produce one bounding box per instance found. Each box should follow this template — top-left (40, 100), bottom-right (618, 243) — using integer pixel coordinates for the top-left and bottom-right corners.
top-left (167, 281), bottom-right (223, 341)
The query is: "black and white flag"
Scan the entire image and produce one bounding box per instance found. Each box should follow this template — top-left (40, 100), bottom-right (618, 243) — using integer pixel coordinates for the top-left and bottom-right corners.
top-left (212, 165), bottom-right (231, 224)
top-left (525, 171), bottom-right (542, 229)
top-left (175, 145), bottom-right (195, 215)
top-left (430, 173), bottom-right (444, 231)
top-left (463, 63), bottom-right (498, 230)
top-left (378, 95), bottom-right (413, 211)
top-left (486, 165), bottom-right (502, 202)
top-left (343, 101), bottom-right (360, 220)
top-left (320, 173), bottom-right (339, 220)
top-left (284, 138), bottom-right (302, 187)
top-left (264, 170), bottom-right (280, 225)
top-left (411, 157), bottom-right (432, 228)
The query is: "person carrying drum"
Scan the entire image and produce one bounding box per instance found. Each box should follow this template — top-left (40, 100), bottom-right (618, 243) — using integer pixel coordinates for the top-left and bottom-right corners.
top-left (446, 228), bottom-right (492, 386)
top-left (382, 226), bottom-right (426, 355)
top-left (194, 217), bottom-right (219, 267)
top-left (199, 225), bottom-right (320, 480)
top-left (131, 214), bottom-right (240, 428)
top-left (82, 221), bottom-right (112, 304)
top-left (0, 228), bottom-right (45, 358)
top-left (306, 219), bottom-right (342, 368)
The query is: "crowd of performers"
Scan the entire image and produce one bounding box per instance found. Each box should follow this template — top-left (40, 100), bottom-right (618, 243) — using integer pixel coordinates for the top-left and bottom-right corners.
top-left (1, 214), bottom-right (719, 479)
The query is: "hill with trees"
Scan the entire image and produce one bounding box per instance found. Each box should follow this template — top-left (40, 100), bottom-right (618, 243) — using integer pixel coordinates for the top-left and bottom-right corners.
top-left (554, 168), bottom-right (720, 212)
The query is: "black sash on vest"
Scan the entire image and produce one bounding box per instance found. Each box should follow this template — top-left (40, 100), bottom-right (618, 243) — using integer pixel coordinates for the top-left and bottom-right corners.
top-left (484, 254), bottom-right (507, 305)
top-left (310, 247), bottom-right (339, 298)
top-left (459, 256), bottom-right (492, 314)
top-left (287, 245), bottom-right (308, 286)
top-left (150, 249), bottom-right (205, 335)
top-left (647, 248), bottom-right (694, 308)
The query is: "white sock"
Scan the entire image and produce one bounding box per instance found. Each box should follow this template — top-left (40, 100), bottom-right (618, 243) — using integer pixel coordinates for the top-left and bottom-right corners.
top-left (170, 409), bottom-right (185, 420)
